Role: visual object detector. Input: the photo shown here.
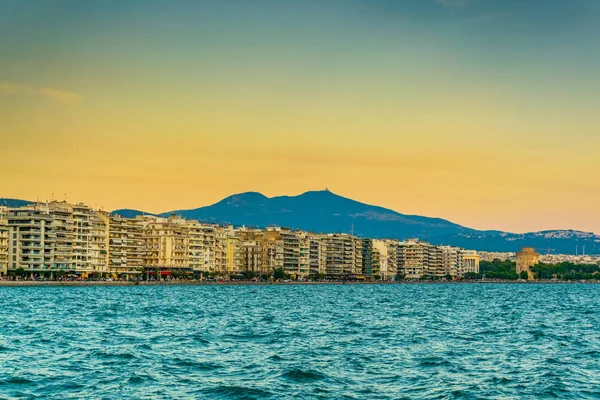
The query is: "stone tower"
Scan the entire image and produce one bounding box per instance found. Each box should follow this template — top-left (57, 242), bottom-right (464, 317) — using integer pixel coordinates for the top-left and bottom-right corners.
top-left (516, 247), bottom-right (540, 280)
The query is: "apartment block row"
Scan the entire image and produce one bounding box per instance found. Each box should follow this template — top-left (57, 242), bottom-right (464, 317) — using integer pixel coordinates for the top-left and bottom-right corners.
top-left (398, 239), bottom-right (480, 278)
top-left (0, 202), bottom-right (479, 279)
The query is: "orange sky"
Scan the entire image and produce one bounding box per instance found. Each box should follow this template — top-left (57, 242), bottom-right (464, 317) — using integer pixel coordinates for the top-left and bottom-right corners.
top-left (1, 1), bottom-right (600, 233)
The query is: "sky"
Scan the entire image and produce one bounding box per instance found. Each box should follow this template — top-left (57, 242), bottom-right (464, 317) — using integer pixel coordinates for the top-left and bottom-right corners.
top-left (1, 0), bottom-right (600, 234)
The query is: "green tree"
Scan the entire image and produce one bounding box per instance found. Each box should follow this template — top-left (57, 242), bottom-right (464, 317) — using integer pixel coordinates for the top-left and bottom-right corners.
top-left (519, 270), bottom-right (529, 280)
top-left (242, 270), bottom-right (255, 280)
top-left (463, 272), bottom-right (480, 280)
top-left (15, 267), bottom-right (26, 277)
top-left (273, 267), bottom-right (289, 280)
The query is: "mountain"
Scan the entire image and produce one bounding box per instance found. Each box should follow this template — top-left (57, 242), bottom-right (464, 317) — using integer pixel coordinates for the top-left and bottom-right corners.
top-left (0, 198), bottom-right (33, 208)
top-left (110, 209), bottom-right (155, 219)
top-left (156, 190), bottom-right (599, 254)
top-left (3, 193), bottom-right (598, 254)
top-left (161, 190), bottom-right (474, 239)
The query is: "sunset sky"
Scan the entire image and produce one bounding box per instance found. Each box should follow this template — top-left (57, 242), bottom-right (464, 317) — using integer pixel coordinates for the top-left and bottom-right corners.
top-left (1, 0), bottom-right (600, 233)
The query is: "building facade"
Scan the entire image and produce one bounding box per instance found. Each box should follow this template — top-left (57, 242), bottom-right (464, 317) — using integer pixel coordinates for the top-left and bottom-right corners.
top-left (516, 247), bottom-right (540, 280)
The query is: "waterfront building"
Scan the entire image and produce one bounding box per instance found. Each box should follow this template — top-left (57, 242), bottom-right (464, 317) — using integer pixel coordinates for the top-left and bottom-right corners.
top-left (398, 239), bottom-right (428, 279)
top-left (440, 246), bottom-right (460, 278)
top-left (186, 221), bottom-right (220, 275)
top-left (281, 228), bottom-right (301, 278)
top-left (91, 211), bottom-right (110, 274)
top-left (516, 247), bottom-right (540, 280)
top-left (372, 247), bottom-right (381, 277)
top-left (6, 206), bottom-right (55, 276)
top-left (0, 216), bottom-right (8, 276)
top-left (106, 214), bottom-right (144, 277)
top-left (362, 238), bottom-right (374, 279)
top-left (139, 215), bottom-right (190, 276)
top-left (214, 225), bottom-right (244, 276)
top-left (353, 237), bottom-right (363, 277)
top-left (238, 229), bottom-right (271, 277)
top-left (186, 220), bottom-right (203, 273)
top-left (321, 234), bottom-right (361, 278)
top-left (200, 225), bottom-right (217, 274)
top-left (459, 250), bottom-right (480, 275)
top-left (309, 236), bottom-right (326, 276)
top-left (238, 227), bottom-right (315, 279)
top-left (426, 245), bottom-right (445, 278)
top-left (0, 200), bottom-right (483, 281)
top-left (297, 231), bottom-right (311, 279)
top-left (373, 239), bottom-right (398, 280)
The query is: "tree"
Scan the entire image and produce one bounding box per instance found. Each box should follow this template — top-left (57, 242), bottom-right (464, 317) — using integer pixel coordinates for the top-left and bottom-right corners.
top-left (242, 270), bottom-right (255, 280)
top-left (273, 267), bottom-right (289, 280)
top-left (15, 267), bottom-right (25, 277)
top-left (463, 272), bottom-right (479, 280)
top-left (444, 274), bottom-right (452, 281)
top-left (519, 270), bottom-right (529, 280)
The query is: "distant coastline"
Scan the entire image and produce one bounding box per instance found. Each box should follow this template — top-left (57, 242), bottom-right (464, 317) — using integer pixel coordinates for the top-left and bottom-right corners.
top-left (0, 280), bottom-right (597, 287)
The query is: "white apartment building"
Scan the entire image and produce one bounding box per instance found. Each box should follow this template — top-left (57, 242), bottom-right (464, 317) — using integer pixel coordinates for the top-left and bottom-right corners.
top-left (0, 216), bottom-right (8, 276)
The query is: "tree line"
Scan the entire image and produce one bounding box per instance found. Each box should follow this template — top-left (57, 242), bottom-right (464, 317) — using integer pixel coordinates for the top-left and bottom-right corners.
top-left (463, 259), bottom-right (600, 281)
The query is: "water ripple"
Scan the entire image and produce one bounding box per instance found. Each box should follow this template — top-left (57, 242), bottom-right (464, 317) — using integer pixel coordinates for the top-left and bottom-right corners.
top-left (0, 284), bottom-right (599, 399)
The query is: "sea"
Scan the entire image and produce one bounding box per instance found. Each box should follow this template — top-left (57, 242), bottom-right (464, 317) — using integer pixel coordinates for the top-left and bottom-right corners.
top-left (0, 283), bottom-right (599, 399)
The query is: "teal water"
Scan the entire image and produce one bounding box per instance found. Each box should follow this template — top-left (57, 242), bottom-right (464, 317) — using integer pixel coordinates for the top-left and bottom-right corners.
top-left (0, 284), bottom-right (599, 399)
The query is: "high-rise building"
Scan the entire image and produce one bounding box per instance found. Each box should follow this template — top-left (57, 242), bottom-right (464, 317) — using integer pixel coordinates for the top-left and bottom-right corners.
top-left (373, 239), bottom-right (398, 280)
top-left (139, 215), bottom-right (190, 275)
top-left (91, 211), bottom-right (110, 274)
top-left (106, 214), bottom-right (144, 277)
top-left (440, 246), bottom-right (460, 278)
top-left (7, 207), bottom-right (52, 275)
top-left (362, 238), bottom-right (374, 278)
top-left (0, 215), bottom-right (8, 276)
top-left (309, 236), bottom-right (326, 276)
top-left (214, 225), bottom-right (243, 276)
top-left (398, 240), bottom-right (428, 279)
top-left (321, 234), bottom-right (361, 278)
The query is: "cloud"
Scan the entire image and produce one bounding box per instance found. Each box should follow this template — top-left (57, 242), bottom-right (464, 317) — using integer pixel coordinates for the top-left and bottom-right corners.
top-left (40, 88), bottom-right (82, 105)
top-left (437, 0), bottom-right (470, 7)
top-left (0, 82), bottom-right (82, 104)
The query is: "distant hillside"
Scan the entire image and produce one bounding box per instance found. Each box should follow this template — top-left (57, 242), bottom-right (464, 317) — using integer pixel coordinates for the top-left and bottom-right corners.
top-left (111, 209), bottom-right (155, 219)
top-left (161, 190), bottom-right (474, 239)
top-left (0, 198), bottom-right (33, 208)
top-left (3, 194), bottom-right (598, 254)
top-left (435, 230), bottom-right (600, 255)
top-left (156, 190), bottom-right (600, 254)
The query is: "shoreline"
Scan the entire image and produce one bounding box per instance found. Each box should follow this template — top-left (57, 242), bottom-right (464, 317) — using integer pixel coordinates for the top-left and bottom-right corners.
top-left (0, 280), bottom-right (596, 287)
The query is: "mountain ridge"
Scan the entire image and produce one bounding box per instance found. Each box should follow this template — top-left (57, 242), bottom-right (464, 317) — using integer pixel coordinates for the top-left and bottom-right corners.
top-left (2, 193), bottom-right (598, 254)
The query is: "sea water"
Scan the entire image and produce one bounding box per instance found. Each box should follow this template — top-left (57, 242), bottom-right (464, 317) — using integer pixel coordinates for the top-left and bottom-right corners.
top-left (0, 283), bottom-right (599, 399)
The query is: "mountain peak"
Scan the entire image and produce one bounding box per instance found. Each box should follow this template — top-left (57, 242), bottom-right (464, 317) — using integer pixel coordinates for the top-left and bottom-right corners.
top-left (299, 188), bottom-right (341, 198)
